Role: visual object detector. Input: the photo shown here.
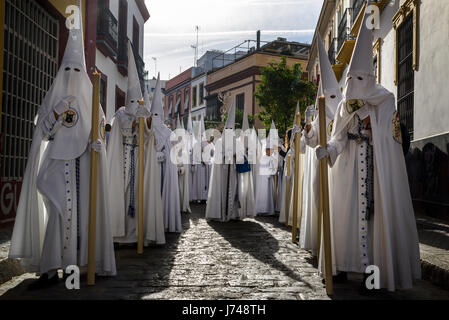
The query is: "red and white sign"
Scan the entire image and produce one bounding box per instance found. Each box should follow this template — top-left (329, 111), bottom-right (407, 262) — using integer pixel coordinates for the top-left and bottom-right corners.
top-left (0, 179), bottom-right (22, 225)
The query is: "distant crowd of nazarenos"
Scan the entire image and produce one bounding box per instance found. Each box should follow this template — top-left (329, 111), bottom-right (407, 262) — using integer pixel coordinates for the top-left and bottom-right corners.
top-left (8, 3), bottom-right (420, 293)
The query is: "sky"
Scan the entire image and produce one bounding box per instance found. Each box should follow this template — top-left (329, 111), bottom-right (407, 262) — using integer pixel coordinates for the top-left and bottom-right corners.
top-left (143, 0), bottom-right (324, 80)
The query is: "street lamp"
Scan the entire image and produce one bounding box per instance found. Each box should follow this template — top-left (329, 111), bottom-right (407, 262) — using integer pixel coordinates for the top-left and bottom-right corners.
top-left (151, 57), bottom-right (157, 78)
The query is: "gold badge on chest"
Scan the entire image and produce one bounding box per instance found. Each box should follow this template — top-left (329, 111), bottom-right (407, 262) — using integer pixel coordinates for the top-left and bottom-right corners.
top-left (327, 120), bottom-right (334, 136)
top-left (100, 118), bottom-right (106, 141)
top-left (392, 111), bottom-right (402, 144)
top-left (345, 99), bottom-right (365, 114)
top-left (62, 108), bottom-right (78, 128)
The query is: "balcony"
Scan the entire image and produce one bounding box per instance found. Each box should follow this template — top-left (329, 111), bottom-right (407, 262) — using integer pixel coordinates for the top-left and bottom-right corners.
top-left (337, 8), bottom-right (356, 65)
top-left (351, 0), bottom-right (365, 25)
top-left (117, 39), bottom-right (146, 92)
top-left (96, 8), bottom-right (118, 58)
top-left (337, 8), bottom-right (352, 53)
top-left (328, 38), bottom-right (337, 65)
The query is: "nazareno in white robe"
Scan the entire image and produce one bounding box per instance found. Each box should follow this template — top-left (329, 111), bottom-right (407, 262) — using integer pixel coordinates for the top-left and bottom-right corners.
top-left (176, 137), bottom-right (191, 214)
top-left (157, 128), bottom-right (182, 233)
top-left (299, 114), bottom-right (335, 255)
top-left (325, 92), bottom-right (421, 291)
top-left (279, 138), bottom-right (305, 227)
top-left (205, 136), bottom-right (239, 222)
top-left (255, 152), bottom-right (277, 216)
top-left (8, 58), bottom-right (116, 276)
top-left (107, 107), bottom-right (166, 245)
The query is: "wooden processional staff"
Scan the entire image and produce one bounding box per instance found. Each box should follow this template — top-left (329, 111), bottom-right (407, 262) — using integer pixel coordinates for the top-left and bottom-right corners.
top-left (291, 112), bottom-right (301, 243)
top-left (87, 70), bottom-right (101, 285)
top-left (318, 96), bottom-right (333, 295)
top-left (137, 100), bottom-right (146, 255)
top-left (285, 154), bottom-right (291, 226)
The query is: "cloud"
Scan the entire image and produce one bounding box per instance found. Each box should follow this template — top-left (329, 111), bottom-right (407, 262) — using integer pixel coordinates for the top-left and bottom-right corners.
top-left (145, 29), bottom-right (314, 38)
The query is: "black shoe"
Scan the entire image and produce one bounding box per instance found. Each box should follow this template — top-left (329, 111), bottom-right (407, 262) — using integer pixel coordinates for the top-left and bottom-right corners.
top-left (113, 242), bottom-right (120, 250)
top-left (27, 273), bottom-right (59, 291)
top-left (322, 272), bottom-right (348, 285)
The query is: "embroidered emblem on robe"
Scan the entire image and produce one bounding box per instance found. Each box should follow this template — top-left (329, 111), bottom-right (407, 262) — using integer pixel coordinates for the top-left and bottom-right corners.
top-left (62, 108), bottom-right (78, 128)
top-left (100, 118), bottom-right (106, 141)
top-left (346, 99), bottom-right (365, 114)
top-left (327, 120), bottom-right (334, 136)
top-left (392, 111), bottom-right (402, 144)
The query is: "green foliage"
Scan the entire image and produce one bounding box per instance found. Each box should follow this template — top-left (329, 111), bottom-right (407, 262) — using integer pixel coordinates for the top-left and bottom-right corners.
top-left (255, 56), bottom-right (317, 136)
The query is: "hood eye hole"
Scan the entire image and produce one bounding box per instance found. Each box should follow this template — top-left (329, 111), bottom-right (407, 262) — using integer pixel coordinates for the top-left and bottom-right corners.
top-left (131, 100), bottom-right (135, 103)
top-left (357, 76), bottom-right (363, 80)
top-left (330, 95), bottom-right (336, 99)
top-left (348, 76), bottom-right (352, 80)
top-left (65, 67), bottom-right (71, 71)
top-left (74, 68), bottom-right (80, 72)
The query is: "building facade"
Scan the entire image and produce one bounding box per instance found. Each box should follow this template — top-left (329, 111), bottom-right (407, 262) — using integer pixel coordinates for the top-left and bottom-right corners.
top-left (206, 38), bottom-right (310, 129)
top-left (308, 0), bottom-right (449, 220)
top-left (190, 72), bottom-right (207, 125)
top-left (0, 0), bottom-right (150, 225)
top-left (95, 0), bottom-right (150, 122)
top-left (164, 67), bottom-right (194, 129)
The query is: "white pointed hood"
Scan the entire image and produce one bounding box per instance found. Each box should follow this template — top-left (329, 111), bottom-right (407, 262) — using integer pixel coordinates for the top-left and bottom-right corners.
top-left (125, 41), bottom-right (143, 115)
top-left (317, 33), bottom-right (341, 118)
top-left (347, 3), bottom-right (373, 78)
top-left (176, 114), bottom-right (182, 129)
top-left (37, 3), bottom-right (97, 160)
top-left (242, 108), bottom-right (250, 132)
top-left (150, 73), bottom-right (164, 119)
top-left (187, 112), bottom-right (193, 134)
top-left (144, 87), bottom-right (152, 113)
top-left (150, 73), bottom-right (171, 151)
top-left (267, 121), bottom-right (278, 149)
top-left (225, 100), bottom-right (236, 130)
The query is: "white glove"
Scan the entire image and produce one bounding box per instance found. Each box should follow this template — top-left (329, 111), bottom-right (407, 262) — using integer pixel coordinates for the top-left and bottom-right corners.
top-left (54, 96), bottom-right (76, 115)
top-left (157, 152), bottom-right (165, 163)
top-left (315, 146), bottom-right (329, 160)
top-left (291, 124), bottom-right (301, 137)
top-left (178, 167), bottom-right (185, 175)
top-left (135, 107), bottom-right (151, 119)
top-left (91, 139), bottom-right (103, 153)
top-left (191, 165), bottom-right (195, 173)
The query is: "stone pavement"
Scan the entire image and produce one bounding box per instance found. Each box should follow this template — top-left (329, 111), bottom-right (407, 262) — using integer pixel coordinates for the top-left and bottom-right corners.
top-left (1, 204), bottom-right (449, 300)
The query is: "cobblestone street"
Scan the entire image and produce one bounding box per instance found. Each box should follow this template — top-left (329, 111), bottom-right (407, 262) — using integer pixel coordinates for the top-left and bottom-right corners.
top-left (1, 204), bottom-right (448, 300)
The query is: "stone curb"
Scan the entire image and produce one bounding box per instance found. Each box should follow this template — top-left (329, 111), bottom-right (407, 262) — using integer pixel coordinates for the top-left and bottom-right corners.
top-left (421, 260), bottom-right (449, 291)
top-left (0, 258), bottom-right (25, 286)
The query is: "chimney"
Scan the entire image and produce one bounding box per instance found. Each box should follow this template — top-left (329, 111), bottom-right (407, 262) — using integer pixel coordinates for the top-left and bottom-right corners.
top-left (257, 30), bottom-right (261, 50)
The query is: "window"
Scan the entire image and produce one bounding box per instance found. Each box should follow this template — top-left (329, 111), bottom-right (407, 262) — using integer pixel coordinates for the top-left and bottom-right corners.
top-left (236, 93), bottom-right (244, 111)
top-left (133, 16), bottom-right (139, 53)
top-left (397, 13), bottom-right (414, 140)
top-left (184, 90), bottom-right (190, 112)
top-left (115, 86), bottom-right (126, 112)
top-left (373, 38), bottom-right (381, 83)
top-left (1, 0), bottom-right (58, 180)
top-left (199, 83), bottom-right (204, 105)
top-left (192, 86), bottom-right (197, 107)
top-left (100, 77), bottom-right (107, 115)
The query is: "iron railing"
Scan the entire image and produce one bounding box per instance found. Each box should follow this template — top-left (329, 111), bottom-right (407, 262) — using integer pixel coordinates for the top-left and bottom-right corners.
top-left (328, 38), bottom-right (337, 65)
top-left (97, 8), bottom-right (118, 50)
top-left (352, 0), bottom-right (365, 24)
top-left (337, 8), bottom-right (352, 53)
top-left (117, 39), bottom-right (146, 93)
top-left (397, 14), bottom-right (414, 140)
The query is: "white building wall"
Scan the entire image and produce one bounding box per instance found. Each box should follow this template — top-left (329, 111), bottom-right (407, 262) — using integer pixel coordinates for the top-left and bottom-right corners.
top-left (190, 74), bottom-right (207, 121)
top-left (127, 0), bottom-right (145, 56)
top-left (96, 50), bottom-right (128, 122)
top-left (413, 0), bottom-right (449, 140)
top-left (96, 0), bottom-right (147, 122)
